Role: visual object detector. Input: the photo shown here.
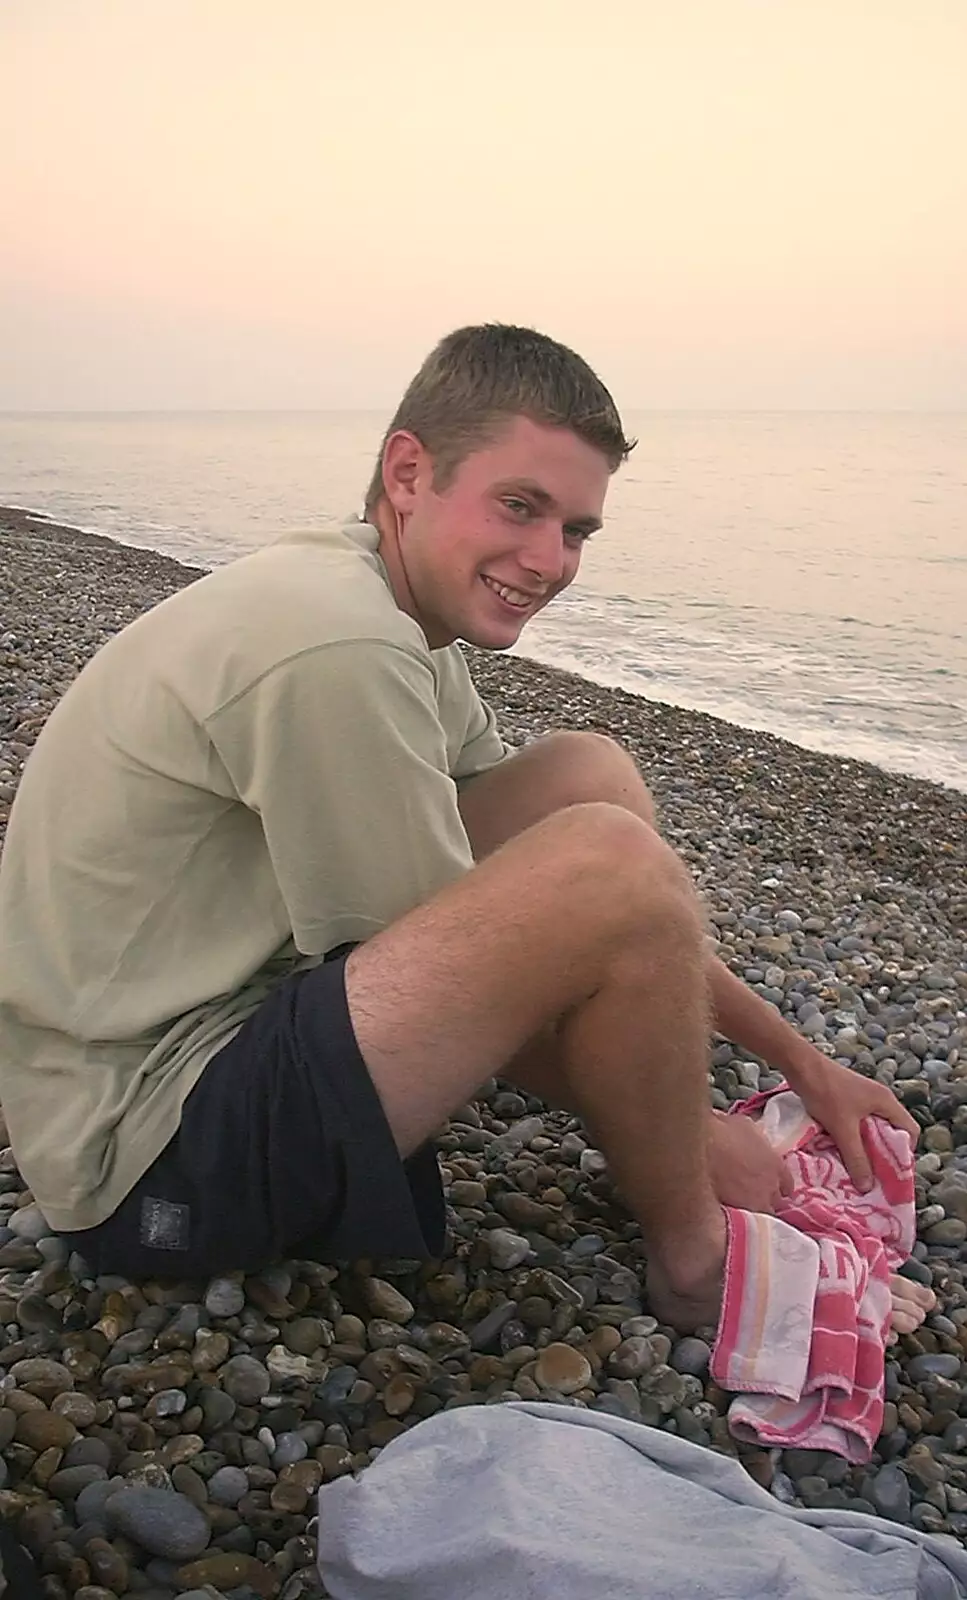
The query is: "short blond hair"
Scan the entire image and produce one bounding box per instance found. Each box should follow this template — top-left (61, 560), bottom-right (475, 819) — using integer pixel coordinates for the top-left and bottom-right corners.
top-left (363, 323), bottom-right (634, 519)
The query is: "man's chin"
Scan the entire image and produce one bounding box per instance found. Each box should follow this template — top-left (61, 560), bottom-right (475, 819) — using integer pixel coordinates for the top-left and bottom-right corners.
top-left (458, 621), bottom-right (525, 652)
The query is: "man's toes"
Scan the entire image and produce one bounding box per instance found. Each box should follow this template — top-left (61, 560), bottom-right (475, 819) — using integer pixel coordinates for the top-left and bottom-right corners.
top-left (888, 1272), bottom-right (937, 1333)
top-left (890, 1273), bottom-right (935, 1308)
top-left (890, 1304), bottom-right (923, 1334)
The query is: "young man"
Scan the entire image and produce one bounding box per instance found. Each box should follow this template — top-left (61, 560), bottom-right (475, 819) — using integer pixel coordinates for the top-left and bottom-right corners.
top-left (0, 325), bottom-right (927, 1332)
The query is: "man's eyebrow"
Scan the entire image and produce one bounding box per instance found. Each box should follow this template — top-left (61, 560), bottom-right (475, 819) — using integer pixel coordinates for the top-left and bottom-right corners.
top-left (493, 479), bottom-right (603, 535)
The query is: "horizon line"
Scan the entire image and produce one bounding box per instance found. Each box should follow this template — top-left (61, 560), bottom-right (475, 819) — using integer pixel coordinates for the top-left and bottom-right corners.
top-left (2, 404), bottom-right (966, 418)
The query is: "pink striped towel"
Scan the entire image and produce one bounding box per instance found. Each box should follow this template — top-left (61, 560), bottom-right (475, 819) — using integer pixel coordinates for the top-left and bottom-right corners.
top-left (709, 1088), bottom-right (916, 1462)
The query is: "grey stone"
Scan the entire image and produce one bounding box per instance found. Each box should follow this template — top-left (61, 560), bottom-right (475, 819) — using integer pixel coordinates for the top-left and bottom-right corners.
top-left (221, 1354), bottom-right (271, 1405)
top-left (63, 1438), bottom-right (112, 1471)
top-left (619, 1317), bottom-right (658, 1339)
top-left (160, 1304), bottom-right (204, 1347)
top-left (578, 1148), bottom-right (608, 1178)
top-left (151, 1388), bottom-right (188, 1417)
top-left (871, 1464), bottom-right (911, 1523)
top-left (567, 1235), bottom-right (606, 1260)
top-left (609, 1337), bottom-right (655, 1379)
top-left (198, 1386), bottom-right (237, 1432)
top-left (36, 1234), bottom-right (69, 1265)
top-left (669, 1338), bottom-right (711, 1378)
top-left (487, 1228), bottom-right (532, 1270)
top-left (944, 1419), bottom-right (967, 1453)
top-left (107, 1486), bottom-right (211, 1560)
top-left (492, 1114), bottom-right (545, 1151)
top-left (283, 1317), bottom-right (328, 1356)
top-left (272, 1430), bottom-right (309, 1469)
top-left (6, 1202), bottom-right (51, 1243)
top-left (783, 1449), bottom-right (821, 1481)
top-left (897, 1256), bottom-right (933, 1288)
top-left (9, 1356), bottom-right (74, 1394)
top-left (924, 1217), bottom-right (967, 1246)
top-left (927, 1313), bottom-right (959, 1338)
top-left (906, 1353), bottom-right (963, 1382)
top-left (204, 1275), bottom-right (245, 1319)
top-left (111, 1329), bottom-right (155, 1359)
top-left (933, 1185), bottom-right (967, 1224)
top-left (76, 1476), bottom-right (124, 1523)
top-left (469, 1301), bottom-right (518, 1352)
top-left (143, 1557), bottom-right (182, 1588)
top-left (559, 1133), bottom-right (587, 1163)
top-left (315, 1365), bottom-right (358, 1412)
top-left (207, 1465), bottom-right (249, 1506)
top-left (14, 1291), bottom-right (62, 1332)
top-left (49, 1464), bottom-right (109, 1499)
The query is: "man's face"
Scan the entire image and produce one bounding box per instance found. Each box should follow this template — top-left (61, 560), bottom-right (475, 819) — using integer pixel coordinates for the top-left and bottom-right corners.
top-left (391, 416), bottom-right (611, 650)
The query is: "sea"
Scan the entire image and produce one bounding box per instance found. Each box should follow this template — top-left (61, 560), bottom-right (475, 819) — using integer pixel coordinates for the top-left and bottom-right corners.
top-left (1, 410), bottom-right (965, 792)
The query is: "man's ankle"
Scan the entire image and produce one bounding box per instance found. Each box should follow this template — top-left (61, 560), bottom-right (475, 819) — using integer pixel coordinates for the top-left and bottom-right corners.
top-left (649, 1206), bottom-right (727, 1293)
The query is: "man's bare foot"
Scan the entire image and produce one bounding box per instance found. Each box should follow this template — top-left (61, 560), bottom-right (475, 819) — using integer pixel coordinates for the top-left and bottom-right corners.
top-left (886, 1273), bottom-right (936, 1345)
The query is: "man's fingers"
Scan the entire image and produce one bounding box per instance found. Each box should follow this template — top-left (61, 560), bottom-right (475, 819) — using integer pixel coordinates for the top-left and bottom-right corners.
top-left (874, 1099), bottom-right (920, 1149)
top-left (885, 1099), bottom-right (921, 1144)
top-left (778, 1163), bottom-right (795, 1198)
top-left (839, 1129), bottom-right (873, 1192)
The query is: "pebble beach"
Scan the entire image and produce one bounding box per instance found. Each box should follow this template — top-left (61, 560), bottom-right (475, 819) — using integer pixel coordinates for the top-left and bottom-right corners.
top-left (1, 504), bottom-right (967, 1597)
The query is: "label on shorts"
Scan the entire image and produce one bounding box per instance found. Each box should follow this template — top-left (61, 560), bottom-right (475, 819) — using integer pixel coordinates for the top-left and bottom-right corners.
top-left (140, 1195), bottom-right (190, 1251)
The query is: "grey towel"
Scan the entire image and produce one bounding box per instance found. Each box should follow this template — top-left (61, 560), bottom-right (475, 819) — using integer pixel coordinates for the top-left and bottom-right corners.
top-left (318, 1402), bottom-right (967, 1600)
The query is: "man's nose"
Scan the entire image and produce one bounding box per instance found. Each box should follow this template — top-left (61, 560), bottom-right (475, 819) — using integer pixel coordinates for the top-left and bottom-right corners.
top-left (520, 522), bottom-right (567, 583)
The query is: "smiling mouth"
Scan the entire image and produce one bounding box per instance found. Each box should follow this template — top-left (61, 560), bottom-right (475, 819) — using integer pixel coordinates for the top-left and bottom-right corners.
top-left (481, 575), bottom-right (541, 610)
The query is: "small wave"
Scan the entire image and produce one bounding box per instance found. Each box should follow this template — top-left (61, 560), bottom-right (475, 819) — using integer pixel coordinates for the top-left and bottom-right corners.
top-left (515, 640), bottom-right (967, 792)
top-left (3, 502), bottom-right (212, 570)
top-left (3, 503), bottom-right (64, 523)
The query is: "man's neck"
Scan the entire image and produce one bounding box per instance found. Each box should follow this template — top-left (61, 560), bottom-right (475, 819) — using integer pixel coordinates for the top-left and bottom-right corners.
top-left (368, 501), bottom-right (425, 638)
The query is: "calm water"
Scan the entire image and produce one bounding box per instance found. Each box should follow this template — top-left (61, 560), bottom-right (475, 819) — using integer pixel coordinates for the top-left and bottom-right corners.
top-left (2, 410), bottom-right (965, 791)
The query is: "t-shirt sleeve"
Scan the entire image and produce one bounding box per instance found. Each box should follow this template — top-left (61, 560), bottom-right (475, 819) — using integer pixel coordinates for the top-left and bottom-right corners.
top-left (205, 639), bottom-right (475, 955)
top-left (439, 647), bottom-right (513, 785)
top-left (451, 692), bottom-right (513, 784)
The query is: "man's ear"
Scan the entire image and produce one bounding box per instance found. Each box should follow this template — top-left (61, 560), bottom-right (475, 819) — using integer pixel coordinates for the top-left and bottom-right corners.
top-left (381, 430), bottom-right (430, 518)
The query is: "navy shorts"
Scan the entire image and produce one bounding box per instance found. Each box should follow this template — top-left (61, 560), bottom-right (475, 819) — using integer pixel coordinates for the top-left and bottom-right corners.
top-left (61, 949), bottom-right (446, 1279)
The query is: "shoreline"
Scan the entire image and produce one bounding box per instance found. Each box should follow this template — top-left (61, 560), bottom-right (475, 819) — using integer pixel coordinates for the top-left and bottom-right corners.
top-left (8, 499), bottom-right (965, 798)
top-left (1, 502), bottom-right (967, 1568)
top-left (3, 505), bottom-right (965, 923)
top-left (6, 501), bottom-right (967, 796)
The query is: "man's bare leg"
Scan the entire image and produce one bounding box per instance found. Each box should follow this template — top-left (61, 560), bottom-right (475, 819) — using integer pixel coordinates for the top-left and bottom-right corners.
top-left (345, 801), bottom-right (724, 1329)
top-left (457, 730), bottom-right (659, 853)
top-left (457, 730), bottom-right (936, 1340)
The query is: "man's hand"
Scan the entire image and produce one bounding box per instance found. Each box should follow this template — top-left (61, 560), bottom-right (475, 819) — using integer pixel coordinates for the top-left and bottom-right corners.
top-left (784, 1047), bottom-right (920, 1191)
top-left (709, 1113), bottom-right (793, 1214)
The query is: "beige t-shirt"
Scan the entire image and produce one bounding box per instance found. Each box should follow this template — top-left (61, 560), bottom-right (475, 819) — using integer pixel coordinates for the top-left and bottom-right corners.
top-left (0, 520), bottom-right (509, 1230)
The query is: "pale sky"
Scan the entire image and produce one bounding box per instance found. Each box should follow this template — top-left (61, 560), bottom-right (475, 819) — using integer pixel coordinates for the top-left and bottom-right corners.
top-left (2, 0), bottom-right (965, 411)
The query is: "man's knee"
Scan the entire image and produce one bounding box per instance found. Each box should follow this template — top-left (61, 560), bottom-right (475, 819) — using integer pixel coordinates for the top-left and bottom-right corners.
top-left (538, 800), bottom-right (692, 916)
top-left (526, 730), bottom-right (658, 829)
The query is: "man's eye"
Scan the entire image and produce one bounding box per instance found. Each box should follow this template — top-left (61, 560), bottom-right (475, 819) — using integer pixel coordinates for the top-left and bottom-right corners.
top-left (502, 497), bottom-right (533, 518)
top-left (565, 527), bottom-right (595, 545)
